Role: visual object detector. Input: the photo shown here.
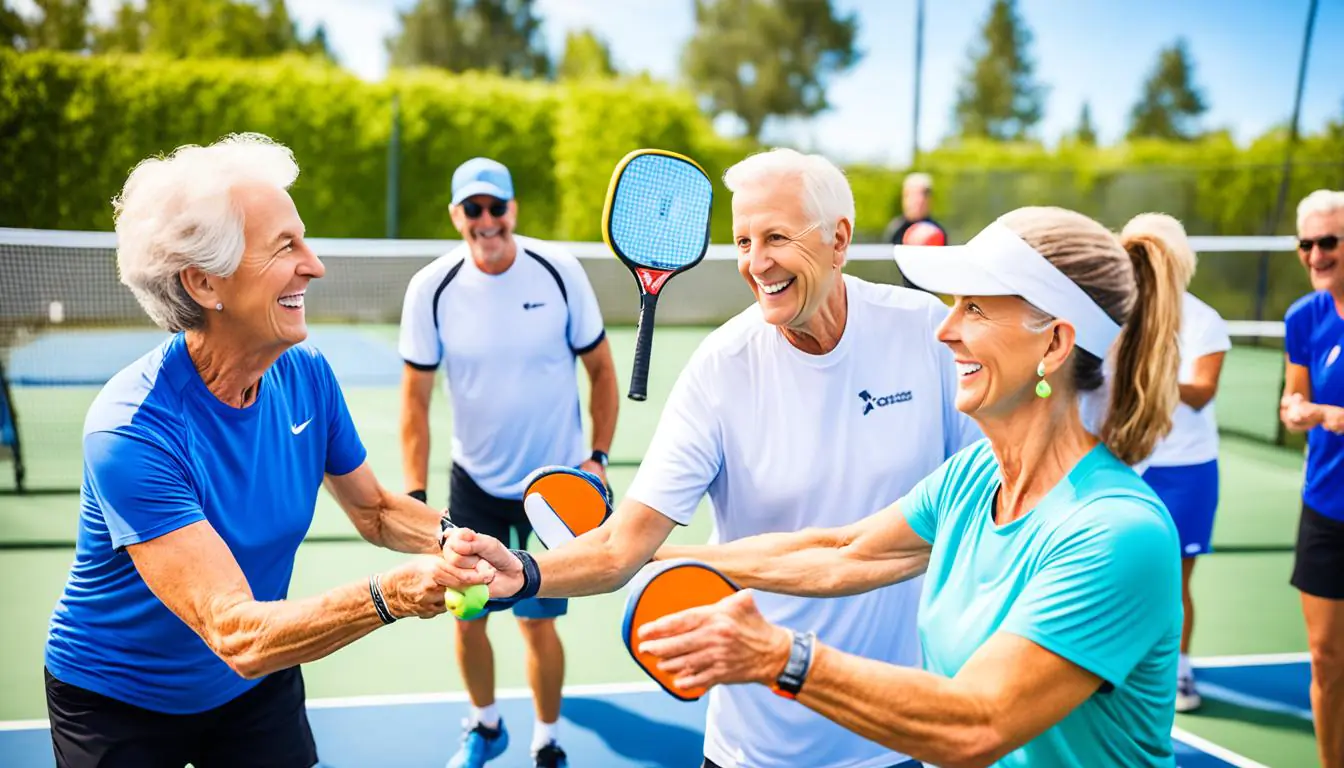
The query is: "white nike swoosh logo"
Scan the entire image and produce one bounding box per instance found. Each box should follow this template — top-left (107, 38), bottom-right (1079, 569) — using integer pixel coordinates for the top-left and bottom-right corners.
top-left (291, 418), bottom-right (313, 435)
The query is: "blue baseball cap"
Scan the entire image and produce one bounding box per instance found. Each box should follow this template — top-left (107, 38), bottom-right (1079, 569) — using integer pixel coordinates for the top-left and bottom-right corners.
top-left (451, 157), bottom-right (514, 206)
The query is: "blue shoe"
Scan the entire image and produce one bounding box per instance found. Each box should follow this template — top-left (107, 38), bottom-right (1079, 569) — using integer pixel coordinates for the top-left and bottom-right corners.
top-left (533, 741), bottom-right (568, 768)
top-left (447, 717), bottom-right (509, 768)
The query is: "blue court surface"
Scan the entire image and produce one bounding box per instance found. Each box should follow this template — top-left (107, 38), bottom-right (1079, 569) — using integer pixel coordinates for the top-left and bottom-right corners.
top-left (0, 656), bottom-right (1310, 767)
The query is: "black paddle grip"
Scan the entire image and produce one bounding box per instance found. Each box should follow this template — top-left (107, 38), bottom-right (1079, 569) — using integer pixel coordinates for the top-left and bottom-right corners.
top-left (629, 292), bottom-right (659, 401)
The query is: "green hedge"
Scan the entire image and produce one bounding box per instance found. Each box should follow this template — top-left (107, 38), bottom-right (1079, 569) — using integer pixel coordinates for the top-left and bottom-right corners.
top-left (3, 48), bottom-right (1342, 269)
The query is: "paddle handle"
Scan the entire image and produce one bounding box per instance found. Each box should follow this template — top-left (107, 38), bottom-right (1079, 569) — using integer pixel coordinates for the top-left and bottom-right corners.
top-left (629, 292), bottom-right (659, 401)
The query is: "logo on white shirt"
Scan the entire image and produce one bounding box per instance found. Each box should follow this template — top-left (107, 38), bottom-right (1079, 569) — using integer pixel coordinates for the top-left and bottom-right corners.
top-left (523, 302), bottom-right (546, 310)
top-left (859, 389), bottom-right (913, 415)
top-left (291, 418), bottom-right (313, 435)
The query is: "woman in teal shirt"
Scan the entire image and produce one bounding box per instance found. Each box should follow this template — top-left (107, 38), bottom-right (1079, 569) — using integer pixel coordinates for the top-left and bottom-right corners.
top-left (641, 206), bottom-right (1186, 767)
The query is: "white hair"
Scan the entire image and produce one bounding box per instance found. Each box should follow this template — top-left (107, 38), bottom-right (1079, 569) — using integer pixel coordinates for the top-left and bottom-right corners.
top-left (722, 148), bottom-right (856, 244)
top-left (1297, 189), bottom-right (1344, 231)
top-left (1121, 212), bottom-right (1196, 288)
top-left (112, 133), bottom-right (300, 332)
top-left (903, 172), bottom-right (933, 192)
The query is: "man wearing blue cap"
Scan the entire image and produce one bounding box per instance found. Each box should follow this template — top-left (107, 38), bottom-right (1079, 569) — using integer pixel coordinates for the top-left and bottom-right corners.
top-left (398, 157), bottom-right (619, 768)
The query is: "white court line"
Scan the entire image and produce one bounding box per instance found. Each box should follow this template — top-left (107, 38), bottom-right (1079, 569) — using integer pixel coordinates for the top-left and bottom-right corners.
top-left (1195, 652), bottom-right (1311, 668)
top-left (0, 682), bottom-right (666, 732)
top-left (1172, 727), bottom-right (1271, 768)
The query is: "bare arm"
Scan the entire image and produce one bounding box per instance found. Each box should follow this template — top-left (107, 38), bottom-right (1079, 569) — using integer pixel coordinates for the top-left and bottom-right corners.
top-left (443, 498), bottom-right (679, 599)
top-left (324, 460), bottom-right (442, 555)
top-left (640, 594), bottom-right (1101, 768)
top-left (657, 499), bottom-right (931, 597)
top-left (796, 632), bottom-right (1102, 767)
top-left (1178, 351), bottom-right (1225, 411)
top-left (127, 521), bottom-right (456, 680)
top-left (1282, 360), bottom-right (1325, 432)
top-left (400, 364), bottom-right (435, 494)
top-left (579, 338), bottom-right (619, 458)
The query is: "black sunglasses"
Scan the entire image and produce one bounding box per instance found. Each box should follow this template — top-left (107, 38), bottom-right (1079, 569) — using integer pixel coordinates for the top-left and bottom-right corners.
top-left (461, 199), bottom-right (509, 219)
top-left (1299, 235), bottom-right (1340, 253)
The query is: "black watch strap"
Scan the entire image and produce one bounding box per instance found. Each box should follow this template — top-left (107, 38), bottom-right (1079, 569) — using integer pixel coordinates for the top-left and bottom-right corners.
top-left (772, 631), bottom-right (816, 699)
top-left (591, 449), bottom-right (609, 468)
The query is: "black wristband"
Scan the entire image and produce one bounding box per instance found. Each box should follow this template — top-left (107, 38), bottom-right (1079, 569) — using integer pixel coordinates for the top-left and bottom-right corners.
top-left (369, 574), bottom-right (397, 625)
top-left (484, 549), bottom-right (542, 610)
top-left (590, 449), bottom-right (609, 468)
top-left (772, 630), bottom-right (816, 699)
top-left (408, 489), bottom-right (427, 503)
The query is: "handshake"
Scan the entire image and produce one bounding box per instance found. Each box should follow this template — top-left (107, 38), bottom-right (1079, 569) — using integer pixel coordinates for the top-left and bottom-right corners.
top-left (375, 467), bottom-right (611, 624)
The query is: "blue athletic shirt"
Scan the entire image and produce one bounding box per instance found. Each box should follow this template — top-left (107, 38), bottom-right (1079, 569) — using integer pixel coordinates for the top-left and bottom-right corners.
top-left (901, 439), bottom-right (1181, 767)
top-left (45, 333), bottom-right (367, 714)
top-left (1286, 291), bottom-right (1344, 520)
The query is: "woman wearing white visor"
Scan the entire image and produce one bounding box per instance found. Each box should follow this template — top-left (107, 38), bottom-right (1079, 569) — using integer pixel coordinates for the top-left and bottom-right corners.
top-left (638, 207), bottom-right (1186, 767)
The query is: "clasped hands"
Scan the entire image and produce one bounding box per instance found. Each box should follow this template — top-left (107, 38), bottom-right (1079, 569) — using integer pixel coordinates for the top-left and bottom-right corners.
top-left (1282, 392), bottom-right (1344, 434)
top-left (437, 528), bottom-right (796, 694)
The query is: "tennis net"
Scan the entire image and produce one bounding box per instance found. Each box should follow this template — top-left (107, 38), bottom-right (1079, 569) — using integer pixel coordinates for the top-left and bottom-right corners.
top-left (0, 228), bottom-right (1306, 492)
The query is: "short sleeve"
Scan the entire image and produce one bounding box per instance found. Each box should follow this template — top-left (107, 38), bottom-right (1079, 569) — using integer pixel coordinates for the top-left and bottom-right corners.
top-left (1285, 299), bottom-right (1313, 367)
top-left (623, 355), bottom-right (722, 525)
top-left (84, 430), bottom-right (205, 549)
top-left (398, 264), bottom-right (445, 369)
top-left (564, 259), bottom-right (606, 354)
top-left (1192, 306), bottom-right (1231, 359)
top-left (1000, 500), bottom-right (1179, 687)
top-left (317, 354), bottom-right (367, 476)
top-left (898, 449), bottom-right (963, 545)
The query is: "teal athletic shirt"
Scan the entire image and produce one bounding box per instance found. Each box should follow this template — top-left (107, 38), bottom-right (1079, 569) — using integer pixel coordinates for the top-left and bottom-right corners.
top-left (901, 439), bottom-right (1181, 767)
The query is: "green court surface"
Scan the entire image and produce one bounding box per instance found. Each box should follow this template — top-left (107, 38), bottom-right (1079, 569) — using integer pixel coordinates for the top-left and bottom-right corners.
top-left (0, 326), bottom-right (1321, 766)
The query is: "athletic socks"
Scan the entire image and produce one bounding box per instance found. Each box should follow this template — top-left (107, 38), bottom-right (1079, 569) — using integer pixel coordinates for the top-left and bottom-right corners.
top-left (532, 719), bottom-right (559, 752)
top-left (470, 704), bottom-right (500, 730)
top-left (1178, 653), bottom-right (1193, 681)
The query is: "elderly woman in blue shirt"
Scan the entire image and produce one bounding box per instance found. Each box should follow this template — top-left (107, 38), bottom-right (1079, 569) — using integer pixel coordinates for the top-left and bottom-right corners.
top-left (43, 133), bottom-right (464, 768)
top-left (1281, 189), bottom-right (1344, 768)
top-left (632, 207), bottom-right (1188, 767)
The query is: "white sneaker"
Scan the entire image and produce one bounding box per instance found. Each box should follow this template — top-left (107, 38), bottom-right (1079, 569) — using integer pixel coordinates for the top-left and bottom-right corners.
top-left (1175, 674), bottom-right (1202, 713)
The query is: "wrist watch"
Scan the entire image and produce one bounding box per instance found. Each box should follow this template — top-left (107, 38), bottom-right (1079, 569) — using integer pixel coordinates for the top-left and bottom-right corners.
top-left (590, 449), bottom-right (609, 468)
top-left (772, 630), bottom-right (816, 700)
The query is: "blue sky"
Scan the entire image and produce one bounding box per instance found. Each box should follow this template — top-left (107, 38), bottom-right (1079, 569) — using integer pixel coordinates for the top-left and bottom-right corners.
top-left (67, 0), bottom-right (1344, 167)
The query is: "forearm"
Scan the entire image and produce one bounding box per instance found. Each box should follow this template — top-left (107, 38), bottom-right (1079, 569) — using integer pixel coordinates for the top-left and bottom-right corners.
top-left (401, 405), bottom-right (431, 492)
top-left (797, 644), bottom-right (1001, 768)
top-left (211, 577), bottom-right (386, 679)
top-left (533, 528), bottom-right (651, 597)
top-left (1178, 383), bottom-right (1214, 411)
top-left (589, 371), bottom-right (619, 454)
top-left (374, 491), bottom-right (443, 554)
top-left (659, 528), bottom-right (926, 597)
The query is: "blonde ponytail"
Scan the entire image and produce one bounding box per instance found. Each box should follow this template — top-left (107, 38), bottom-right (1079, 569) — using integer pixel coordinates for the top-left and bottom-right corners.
top-left (1102, 230), bottom-right (1183, 465)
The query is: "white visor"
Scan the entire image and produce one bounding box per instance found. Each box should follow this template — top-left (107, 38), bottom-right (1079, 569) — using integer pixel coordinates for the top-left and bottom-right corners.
top-left (893, 221), bottom-right (1122, 357)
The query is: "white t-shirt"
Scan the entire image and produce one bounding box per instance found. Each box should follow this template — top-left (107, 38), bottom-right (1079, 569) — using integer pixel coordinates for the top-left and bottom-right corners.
top-left (1146, 292), bottom-right (1231, 467)
top-left (627, 275), bottom-right (981, 768)
top-left (398, 235), bottom-right (605, 498)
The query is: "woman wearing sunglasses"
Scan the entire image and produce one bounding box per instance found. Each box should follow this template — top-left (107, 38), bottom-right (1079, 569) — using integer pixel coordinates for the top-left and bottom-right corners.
top-left (1283, 189), bottom-right (1344, 768)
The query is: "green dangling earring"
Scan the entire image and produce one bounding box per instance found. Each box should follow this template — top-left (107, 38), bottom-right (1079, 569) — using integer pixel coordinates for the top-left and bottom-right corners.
top-left (1035, 360), bottom-right (1052, 399)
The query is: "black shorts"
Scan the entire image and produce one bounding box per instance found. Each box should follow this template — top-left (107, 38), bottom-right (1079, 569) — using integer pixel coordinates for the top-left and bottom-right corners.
top-left (448, 463), bottom-right (567, 620)
top-left (45, 665), bottom-right (317, 768)
top-left (1292, 502), bottom-right (1344, 600)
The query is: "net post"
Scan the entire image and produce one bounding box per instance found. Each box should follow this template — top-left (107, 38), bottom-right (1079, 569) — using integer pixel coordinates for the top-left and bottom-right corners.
top-left (386, 93), bottom-right (402, 240)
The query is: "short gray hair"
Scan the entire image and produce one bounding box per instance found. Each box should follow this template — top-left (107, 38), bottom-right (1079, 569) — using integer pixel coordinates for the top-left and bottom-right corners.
top-left (722, 148), bottom-right (856, 244)
top-left (903, 172), bottom-right (933, 192)
top-left (1297, 189), bottom-right (1344, 231)
top-left (112, 133), bottom-right (300, 332)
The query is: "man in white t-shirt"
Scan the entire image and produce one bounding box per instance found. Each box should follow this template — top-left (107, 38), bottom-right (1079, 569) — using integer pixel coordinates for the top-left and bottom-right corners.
top-left (1120, 215), bottom-right (1230, 714)
top-left (444, 148), bottom-right (980, 768)
top-left (398, 157), bottom-right (620, 768)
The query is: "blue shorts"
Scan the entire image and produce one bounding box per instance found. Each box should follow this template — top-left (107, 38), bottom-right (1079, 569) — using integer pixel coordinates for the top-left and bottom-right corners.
top-left (448, 464), bottom-right (567, 621)
top-left (1142, 460), bottom-right (1219, 558)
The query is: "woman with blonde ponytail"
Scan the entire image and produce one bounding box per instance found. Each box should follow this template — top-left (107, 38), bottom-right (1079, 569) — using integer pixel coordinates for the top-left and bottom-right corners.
top-left (623, 207), bottom-right (1186, 767)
